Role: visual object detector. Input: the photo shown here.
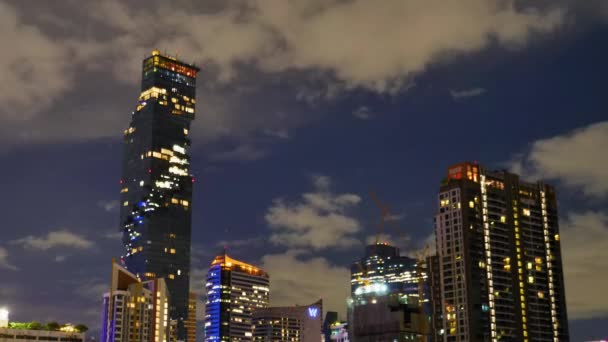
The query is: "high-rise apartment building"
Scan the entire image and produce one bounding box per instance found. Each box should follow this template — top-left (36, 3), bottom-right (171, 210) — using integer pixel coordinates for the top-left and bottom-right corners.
top-left (205, 253), bottom-right (270, 341)
top-left (434, 162), bottom-right (569, 342)
top-left (101, 261), bottom-right (172, 342)
top-left (252, 300), bottom-right (323, 342)
top-left (119, 49), bottom-right (199, 340)
top-left (348, 243), bottom-right (430, 341)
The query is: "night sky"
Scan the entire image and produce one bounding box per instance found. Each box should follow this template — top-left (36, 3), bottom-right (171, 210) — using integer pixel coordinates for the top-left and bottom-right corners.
top-left (0, 1), bottom-right (607, 341)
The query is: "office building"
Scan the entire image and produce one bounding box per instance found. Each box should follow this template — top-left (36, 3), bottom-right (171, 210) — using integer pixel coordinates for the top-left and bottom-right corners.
top-left (101, 261), bottom-right (172, 342)
top-left (348, 243), bottom-right (430, 341)
top-left (253, 300), bottom-right (323, 342)
top-left (434, 162), bottom-right (569, 341)
top-left (119, 49), bottom-right (199, 340)
top-left (205, 253), bottom-right (270, 341)
top-left (329, 322), bottom-right (349, 342)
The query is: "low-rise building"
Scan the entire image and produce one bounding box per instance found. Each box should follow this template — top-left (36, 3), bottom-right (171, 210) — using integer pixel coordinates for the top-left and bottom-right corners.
top-left (0, 328), bottom-right (84, 342)
top-left (253, 300), bottom-right (323, 342)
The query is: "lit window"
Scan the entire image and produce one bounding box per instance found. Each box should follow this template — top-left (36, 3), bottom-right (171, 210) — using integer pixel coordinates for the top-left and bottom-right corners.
top-left (123, 201), bottom-right (129, 206)
top-left (183, 128), bottom-right (189, 135)
top-left (500, 216), bottom-right (506, 223)
top-left (554, 234), bottom-right (560, 241)
top-left (523, 209), bottom-right (531, 216)
top-left (469, 201), bottom-right (474, 208)
top-left (172, 145), bottom-right (186, 154)
top-left (170, 248), bottom-right (176, 254)
top-left (528, 276), bottom-right (534, 283)
top-left (169, 274), bottom-right (175, 279)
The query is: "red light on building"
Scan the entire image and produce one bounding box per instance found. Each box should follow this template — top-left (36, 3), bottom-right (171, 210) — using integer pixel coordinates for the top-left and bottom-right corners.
top-left (447, 162), bottom-right (479, 182)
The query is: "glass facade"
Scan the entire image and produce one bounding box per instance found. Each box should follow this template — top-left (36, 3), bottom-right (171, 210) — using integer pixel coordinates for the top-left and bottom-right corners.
top-left (205, 253), bottom-right (270, 342)
top-left (119, 49), bottom-right (199, 341)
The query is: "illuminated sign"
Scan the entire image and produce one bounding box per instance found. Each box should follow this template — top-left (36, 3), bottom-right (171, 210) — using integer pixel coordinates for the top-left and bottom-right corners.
top-left (307, 307), bottom-right (318, 318)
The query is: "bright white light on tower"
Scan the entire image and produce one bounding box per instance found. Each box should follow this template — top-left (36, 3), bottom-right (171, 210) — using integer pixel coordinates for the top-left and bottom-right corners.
top-left (0, 307), bottom-right (9, 328)
top-left (354, 283), bottom-right (388, 296)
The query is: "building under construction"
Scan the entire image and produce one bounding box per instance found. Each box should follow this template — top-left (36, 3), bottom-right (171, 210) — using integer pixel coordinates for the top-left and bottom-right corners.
top-left (347, 243), bottom-right (431, 342)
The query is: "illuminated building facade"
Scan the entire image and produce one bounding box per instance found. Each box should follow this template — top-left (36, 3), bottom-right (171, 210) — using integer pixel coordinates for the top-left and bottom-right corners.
top-left (348, 243), bottom-right (430, 341)
top-left (101, 261), bottom-right (172, 342)
top-left (119, 49), bottom-right (199, 340)
top-left (204, 253), bottom-right (270, 342)
top-left (252, 300), bottom-right (323, 342)
top-left (434, 162), bottom-right (569, 341)
top-left (184, 292), bottom-right (197, 342)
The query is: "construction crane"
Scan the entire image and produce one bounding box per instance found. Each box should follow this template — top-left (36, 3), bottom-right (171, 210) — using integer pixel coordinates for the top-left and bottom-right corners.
top-left (369, 190), bottom-right (391, 245)
top-left (369, 191), bottom-right (434, 341)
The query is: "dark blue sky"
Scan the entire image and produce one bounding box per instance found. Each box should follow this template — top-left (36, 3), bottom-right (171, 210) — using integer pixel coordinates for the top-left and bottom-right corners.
top-left (0, 1), bottom-right (607, 341)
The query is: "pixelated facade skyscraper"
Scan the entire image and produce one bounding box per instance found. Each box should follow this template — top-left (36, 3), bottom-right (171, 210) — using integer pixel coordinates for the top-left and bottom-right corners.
top-left (119, 49), bottom-right (199, 340)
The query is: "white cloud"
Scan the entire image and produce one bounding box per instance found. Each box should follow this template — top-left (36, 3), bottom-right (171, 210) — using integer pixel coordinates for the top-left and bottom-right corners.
top-left (264, 128), bottom-right (290, 139)
top-left (0, 2), bottom-right (72, 120)
top-left (352, 106), bottom-right (373, 120)
top-left (265, 175), bottom-right (362, 250)
top-left (209, 144), bottom-right (269, 162)
top-left (513, 121), bottom-right (608, 196)
top-left (0, 247), bottom-right (17, 271)
top-left (84, 0), bottom-right (563, 92)
top-left (261, 250), bottom-right (350, 317)
top-left (560, 211), bottom-right (608, 319)
top-left (97, 200), bottom-right (120, 212)
top-left (216, 237), bottom-right (263, 249)
top-left (450, 87), bottom-right (486, 99)
top-left (12, 230), bottom-right (94, 251)
top-left (54, 255), bottom-right (67, 263)
top-left (0, 1), bottom-right (567, 147)
top-left (75, 280), bottom-right (110, 298)
top-left (104, 231), bottom-right (123, 240)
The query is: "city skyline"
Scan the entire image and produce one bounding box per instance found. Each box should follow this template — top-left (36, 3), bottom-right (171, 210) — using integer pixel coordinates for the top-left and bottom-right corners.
top-left (0, 1), bottom-right (607, 342)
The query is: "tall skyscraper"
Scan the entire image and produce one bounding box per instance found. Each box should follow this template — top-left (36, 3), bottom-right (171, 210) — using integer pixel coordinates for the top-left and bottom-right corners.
top-left (101, 261), bottom-right (172, 342)
top-left (434, 162), bottom-right (569, 341)
top-left (205, 253), bottom-right (270, 341)
top-left (348, 243), bottom-right (430, 341)
top-left (119, 49), bottom-right (199, 340)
